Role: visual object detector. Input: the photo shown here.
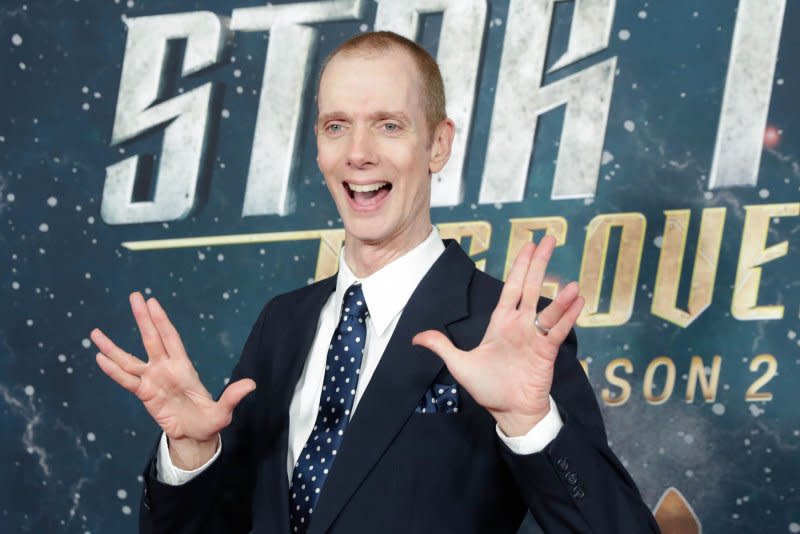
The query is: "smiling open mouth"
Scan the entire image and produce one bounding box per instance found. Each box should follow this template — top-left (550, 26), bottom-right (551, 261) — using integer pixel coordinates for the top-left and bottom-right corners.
top-left (345, 181), bottom-right (392, 206)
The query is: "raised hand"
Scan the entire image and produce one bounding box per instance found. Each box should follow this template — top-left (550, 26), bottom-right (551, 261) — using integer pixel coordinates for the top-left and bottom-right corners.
top-left (412, 236), bottom-right (584, 437)
top-left (91, 292), bottom-right (256, 469)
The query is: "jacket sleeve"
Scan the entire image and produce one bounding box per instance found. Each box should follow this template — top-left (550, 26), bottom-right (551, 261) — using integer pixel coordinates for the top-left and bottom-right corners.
top-left (138, 300), bottom-right (273, 534)
top-left (499, 328), bottom-right (661, 533)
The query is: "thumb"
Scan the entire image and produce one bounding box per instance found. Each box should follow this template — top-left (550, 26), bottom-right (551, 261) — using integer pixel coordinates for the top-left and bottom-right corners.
top-left (218, 378), bottom-right (257, 413)
top-left (412, 330), bottom-right (463, 366)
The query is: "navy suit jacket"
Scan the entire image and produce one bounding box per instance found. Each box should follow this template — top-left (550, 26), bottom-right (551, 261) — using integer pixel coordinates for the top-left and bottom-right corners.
top-left (140, 240), bottom-right (659, 533)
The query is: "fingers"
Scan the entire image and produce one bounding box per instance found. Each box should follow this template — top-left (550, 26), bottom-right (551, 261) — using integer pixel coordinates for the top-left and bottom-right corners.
top-left (146, 297), bottom-right (189, 362)
top-left (218, 378), bottom-right (257, 413)
top-left (497, 243), bottom-right (535, 312)
top-left (130, 292), bottom-right (168, 363)
top-left (534, 281), bottom-right (580, 335)
top-left (95, 352), bottom-right (141, 393)
top-left (545, 294), bottom-right (585, 346)
top-left (519, 235), bottom-right (556, 314)
top-left (90, 328), bottom-right (147, 375)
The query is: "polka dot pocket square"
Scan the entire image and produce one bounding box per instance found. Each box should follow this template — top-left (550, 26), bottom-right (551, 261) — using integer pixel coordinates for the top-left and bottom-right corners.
top-left (414, 383), bottom-right (460, 414)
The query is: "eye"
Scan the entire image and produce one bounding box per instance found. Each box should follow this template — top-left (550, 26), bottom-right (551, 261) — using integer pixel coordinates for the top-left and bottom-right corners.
top-left (382, 122), bottom-right (401, 133)
top-left (324, 122), bottom-right (346, 136)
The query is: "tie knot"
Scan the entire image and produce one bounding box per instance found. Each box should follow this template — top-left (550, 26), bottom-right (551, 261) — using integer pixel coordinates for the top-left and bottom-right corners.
top-left (339, 283), bottom-right (369, 324)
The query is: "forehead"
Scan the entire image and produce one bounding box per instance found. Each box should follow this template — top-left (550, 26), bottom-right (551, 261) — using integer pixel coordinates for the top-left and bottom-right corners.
top-left (317, 48), bottom-right (424, 116)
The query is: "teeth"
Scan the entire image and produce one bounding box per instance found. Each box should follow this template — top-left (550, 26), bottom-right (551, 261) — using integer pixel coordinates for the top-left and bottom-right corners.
top-left (348, 182), bottom-right (388, 193)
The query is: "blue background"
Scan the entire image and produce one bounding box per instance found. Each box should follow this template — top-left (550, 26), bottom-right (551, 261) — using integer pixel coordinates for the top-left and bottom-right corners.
top-left (1, 1), bottom-right (798, 532)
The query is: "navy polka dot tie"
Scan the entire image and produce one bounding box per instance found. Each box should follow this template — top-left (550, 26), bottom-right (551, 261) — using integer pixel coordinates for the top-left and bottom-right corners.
top-left (289, 283), bottom-right (369, 533)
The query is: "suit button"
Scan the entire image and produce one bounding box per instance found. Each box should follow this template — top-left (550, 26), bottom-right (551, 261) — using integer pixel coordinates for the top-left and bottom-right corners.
top-left (556, 457), bottom-right (569, 472)
top-left (565, 472), bottom-right (578, 485)
top-left (570, 485), bottom-right (585, 500)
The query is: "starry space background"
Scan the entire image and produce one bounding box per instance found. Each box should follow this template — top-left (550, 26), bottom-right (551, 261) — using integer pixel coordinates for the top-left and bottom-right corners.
top-left (1, 0), bottom-right (798, 532)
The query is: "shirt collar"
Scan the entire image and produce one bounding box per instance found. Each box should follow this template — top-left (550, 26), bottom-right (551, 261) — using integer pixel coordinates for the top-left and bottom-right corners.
top-left (335, 227), bottom-right (445, 336)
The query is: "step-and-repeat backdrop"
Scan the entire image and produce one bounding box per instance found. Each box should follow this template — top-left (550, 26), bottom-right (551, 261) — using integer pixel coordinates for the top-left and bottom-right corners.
top-left (2, 1), bottom-right (798, 532)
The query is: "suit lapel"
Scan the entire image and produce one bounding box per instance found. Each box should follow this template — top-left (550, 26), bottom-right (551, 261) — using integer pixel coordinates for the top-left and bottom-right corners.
top-left (256, 276), bottom-right (336, 534)
top-left (310, 242), bottom-right (476, 533)
top-left (274, 276), bottom-right (338, 409)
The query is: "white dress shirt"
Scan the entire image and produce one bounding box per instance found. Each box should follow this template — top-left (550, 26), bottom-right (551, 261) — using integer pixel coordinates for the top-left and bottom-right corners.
top-left (157, 227), bottom-right (563, 485)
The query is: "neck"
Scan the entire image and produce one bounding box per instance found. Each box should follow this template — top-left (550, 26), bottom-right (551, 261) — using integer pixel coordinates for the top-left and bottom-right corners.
top-left (344, 222), bottom-right (432, 278)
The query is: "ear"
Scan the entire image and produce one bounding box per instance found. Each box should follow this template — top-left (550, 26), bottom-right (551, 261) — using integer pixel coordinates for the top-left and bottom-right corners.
top-left (429, 118), bottom-right (455, 174)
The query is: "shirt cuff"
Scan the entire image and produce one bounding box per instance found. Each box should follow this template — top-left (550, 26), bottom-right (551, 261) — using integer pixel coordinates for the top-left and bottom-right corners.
top-left (495, 396), bottom-right (563, 455)
top-left (155, 432), bottom-right (222, 485)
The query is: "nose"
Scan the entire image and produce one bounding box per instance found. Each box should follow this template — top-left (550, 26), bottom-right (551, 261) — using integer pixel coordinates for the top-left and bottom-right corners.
top-left (346, 125), bottom-right (377, 168)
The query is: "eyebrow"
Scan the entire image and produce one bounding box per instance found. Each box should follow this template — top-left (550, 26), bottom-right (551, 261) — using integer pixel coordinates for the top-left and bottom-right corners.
top-left (317, 111), bottom-right (413, 125)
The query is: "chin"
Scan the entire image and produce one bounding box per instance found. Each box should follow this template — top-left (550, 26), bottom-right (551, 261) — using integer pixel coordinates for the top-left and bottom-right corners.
top-left (343, 225), bottom-right (391, 246)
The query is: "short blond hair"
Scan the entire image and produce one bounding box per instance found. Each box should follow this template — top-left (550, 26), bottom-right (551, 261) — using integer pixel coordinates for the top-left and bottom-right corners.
top-left (317, 31), bottom-right (447, 136)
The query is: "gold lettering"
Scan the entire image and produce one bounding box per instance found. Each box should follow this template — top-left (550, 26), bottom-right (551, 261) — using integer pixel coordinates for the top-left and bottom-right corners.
top-left (652, 208), bottom-right (726, 327)
top-left (314, 229), bottom-right (346, 280)
top-left (643, 356), bottom-right (676, 405)
top-left (118, 227), bottom-right (346, 282)
top-left (602, 358), bottom-right (633, 406)
top-left (578, 213), bottom-right (646, 327)
top-left (745, 353), bottom-right (777, 402)
top-left (438, 221), bottom-right (492, 271)
top-left (123, 228), bottom-right (337, 251)
top-left (685, 355), bottom-right (722, 403)
top-left (504, 217), bottom-right (567, 298)
top-left (732, 203), bottom-right (800, 320)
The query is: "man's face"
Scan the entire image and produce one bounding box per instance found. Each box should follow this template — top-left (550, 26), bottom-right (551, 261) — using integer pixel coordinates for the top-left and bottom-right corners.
top-left (316, 48), bottom-right (452, 252)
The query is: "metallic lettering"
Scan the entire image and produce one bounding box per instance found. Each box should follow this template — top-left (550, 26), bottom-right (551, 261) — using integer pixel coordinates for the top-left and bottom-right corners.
top-left (745, 354), bottom-right (777, 402)
top-left (708, 0), bottom-right (786, 189)
top-left (102, 12), bottom-right (226, 224)
top-left (643, 356), bottom-right (676, 405)
top-left (732, 203), bottom-right (799, 320)
top-left (438, 221), bottom-right (491, 271)
top-left (685, 355), bottom-right (722, 403)
top-left (578, 212), bottom-right (645, 327)
top-left (652, 208), bottom-right (726, 328)
top-left (480, 0), bottom-right (616, 204)
top-left (602, 358), bottom-right (633, 407)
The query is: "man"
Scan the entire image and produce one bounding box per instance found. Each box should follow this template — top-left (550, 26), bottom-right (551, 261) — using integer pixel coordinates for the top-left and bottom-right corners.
top-left (92, 31), bottom-right (659, 533)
